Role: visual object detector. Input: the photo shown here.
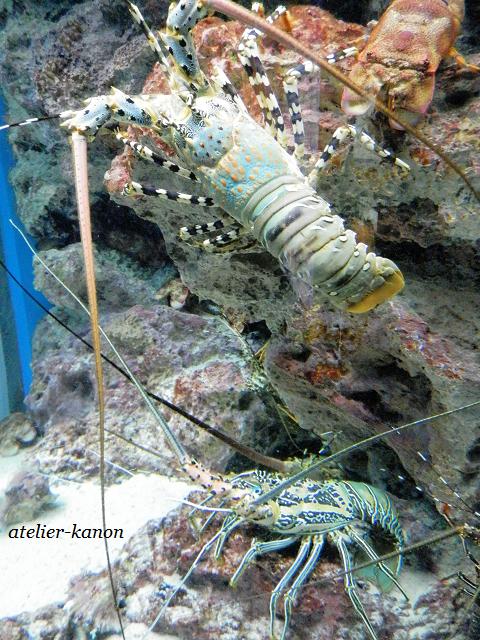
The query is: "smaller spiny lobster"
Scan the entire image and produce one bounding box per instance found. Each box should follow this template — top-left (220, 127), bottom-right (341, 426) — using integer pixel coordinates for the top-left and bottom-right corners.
top-left (165, 460), bottom-right (407, 640)
top-left (8, 226), bottom-right (480, 640)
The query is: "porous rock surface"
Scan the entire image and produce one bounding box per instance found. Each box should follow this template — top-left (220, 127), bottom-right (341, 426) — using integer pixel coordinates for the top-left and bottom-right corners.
top-left (0, 1), bottom-right (479, 639)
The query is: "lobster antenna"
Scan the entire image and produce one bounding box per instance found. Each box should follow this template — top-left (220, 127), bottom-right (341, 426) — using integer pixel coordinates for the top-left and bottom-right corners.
top-left (70, 132), bottom-right (126, 640)
top-left (7, 222), bottom-right (290, 472)
top-left (252, 399), bottom-right (480, 509)
top-left (9, 219), bottom-right (187, 465)
top-left (206, 0), bottom-right (480, 202)
top-left (0, 113), bottom-right (64, 132)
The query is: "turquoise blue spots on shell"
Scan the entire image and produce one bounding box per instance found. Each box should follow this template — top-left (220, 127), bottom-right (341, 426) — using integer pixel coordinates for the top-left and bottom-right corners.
top-left (198, 120), bottom-right (301, 218)
top-left (188, 121), bottom-right (234, 167)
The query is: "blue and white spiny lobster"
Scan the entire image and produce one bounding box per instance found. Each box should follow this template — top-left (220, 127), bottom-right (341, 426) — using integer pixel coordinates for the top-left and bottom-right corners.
top-left (52, 0), bottom-right (413, 314)
top-left (14, 224), bottom-right (480, 640)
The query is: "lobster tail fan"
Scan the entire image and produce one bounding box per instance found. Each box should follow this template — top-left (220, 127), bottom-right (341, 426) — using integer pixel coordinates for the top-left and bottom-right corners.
top-left (341, 62), bottom-right (384, 116)
top-left (387, 74), bottom-right (436, 130)
top-left (353, 536), bottom-right (403, 594)
top-left (346, 262), bottom-right (405, 313)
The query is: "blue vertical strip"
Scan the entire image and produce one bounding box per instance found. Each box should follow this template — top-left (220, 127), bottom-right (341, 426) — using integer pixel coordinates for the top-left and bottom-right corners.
top-left (0, 97), bottom-right (50, 394)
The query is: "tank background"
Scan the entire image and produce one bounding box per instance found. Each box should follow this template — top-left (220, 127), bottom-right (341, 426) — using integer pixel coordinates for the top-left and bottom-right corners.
top-left (0, 1), bottom-right (479, 638)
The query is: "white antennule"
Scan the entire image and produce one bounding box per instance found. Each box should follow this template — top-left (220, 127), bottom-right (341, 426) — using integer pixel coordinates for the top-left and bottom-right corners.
top-left (9, 219), bottom-right (187, 464)
top-left (164, 497), bottom-right (233, 514)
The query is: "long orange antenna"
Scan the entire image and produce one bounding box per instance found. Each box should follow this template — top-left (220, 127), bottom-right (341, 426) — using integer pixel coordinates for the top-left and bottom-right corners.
top-left (70, 131), bottom-right (126, 640)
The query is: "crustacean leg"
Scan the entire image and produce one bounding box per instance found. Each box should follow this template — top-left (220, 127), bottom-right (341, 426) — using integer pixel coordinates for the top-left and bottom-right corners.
top-left (280, 535), bottom-right (326, 639)
top-left (237, 3), bottom-right (289, 146)
top-left (267, 537), bottom-right (314, 637)
top-left (333, 531), bottom-right (379, 640)
top-left (112, 127), bottom-right (199, 181)
top-left (229, 536), bottom-right (299, 588)
top-left (308, 122), bottom-right (410, 186)
top-left (235, 4), bottom-right (411, 178)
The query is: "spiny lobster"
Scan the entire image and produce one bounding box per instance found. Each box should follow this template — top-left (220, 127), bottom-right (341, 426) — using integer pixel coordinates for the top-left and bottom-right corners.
top-left (8, 225), bottom-right (480, 640)
top-left (1, 1), bottom-right (479, 639)
top-left (1, 0), bottom-right (416, 314)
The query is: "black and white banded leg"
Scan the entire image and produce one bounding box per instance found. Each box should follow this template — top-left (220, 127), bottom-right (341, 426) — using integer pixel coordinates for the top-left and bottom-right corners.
top-left (308, 122), bottom-right (410, 185)
top-left (325, 43), bottom-right (362, 65)
top-left (211, 66), bottom-right (249, 115)
top-left (282, 43), bottom-right (360, 160)
top-left (237, 3), bottom-right (288, 147)
top-left (122, 180), bottom-right (216, 206)
top-left (125, 1), bottom-right (172, 78)
top-left (180, 220), bottom-right (249, 251)
top-left (113, 128), bottom-right (199, 181)
top-left (202, 225), bottom-right (249, 250)
top-left (282, 61), bottom-right (316, 160)
top-left (180, 219), bottom-right (229, 239)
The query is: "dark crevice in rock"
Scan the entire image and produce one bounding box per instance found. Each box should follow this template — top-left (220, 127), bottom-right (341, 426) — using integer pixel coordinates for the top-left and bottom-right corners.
top-left (346, 389), bottom-right (403, 423)
top-left (445, 89), bottom-right (478, 108)
top-left (466, 439), bottom-right (480, 463)
top-left (90, 194), bottom-right (169, 268)
top-left (242, 319), bottom-right (272, 353)
top-left (380, 239), bottom-right (480, 286)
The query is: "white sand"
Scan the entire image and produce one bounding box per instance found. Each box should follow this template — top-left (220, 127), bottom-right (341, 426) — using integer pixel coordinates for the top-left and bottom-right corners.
top-left (0, 461), bottom-right (191, 618)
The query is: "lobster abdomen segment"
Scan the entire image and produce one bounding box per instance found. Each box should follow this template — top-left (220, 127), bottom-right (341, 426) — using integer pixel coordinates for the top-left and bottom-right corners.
top-left (190, 116), bottom-right (404, 312)
top-left (241, 178), bottom-right (404, 312)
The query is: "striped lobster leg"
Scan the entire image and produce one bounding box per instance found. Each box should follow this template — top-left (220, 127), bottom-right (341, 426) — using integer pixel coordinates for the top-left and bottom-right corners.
top-left (237, 3), bottom-right (289, 147)
top-left (308, 122), bottom-right (411, 186)
top-left (122, 180), bottom-right (216, 206)
top-left (282, 58), bottom-right (410, 172)
top-left (123, 181), bottom-right (249, 250)
top-left (282, 44), bottom-right (359, 161)
top-left (180, 221), bottom-right (249, 251)
top-left (113, 127), bottom-right (199, 182)
top-left (201, 226), bottom-right (250, 250)
top-left (125, 1), bottom-right (173, 78)
top-left (179, 219), bottom-right (230, 239)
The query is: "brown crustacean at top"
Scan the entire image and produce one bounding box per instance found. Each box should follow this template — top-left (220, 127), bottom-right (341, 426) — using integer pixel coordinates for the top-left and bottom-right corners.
top-left (341, 0), bottom-right (479, 128)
